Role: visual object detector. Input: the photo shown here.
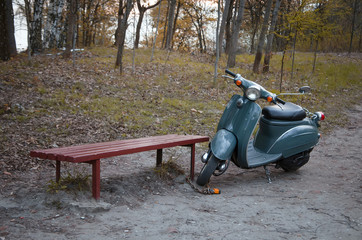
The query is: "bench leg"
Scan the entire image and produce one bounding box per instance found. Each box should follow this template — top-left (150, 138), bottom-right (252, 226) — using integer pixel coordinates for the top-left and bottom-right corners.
top-left (56, 160), bottom-right (61, 183)
top-left (90, 159), bottom-right (101, 200)
top-left (156, 149), bottom-right (162, 167)
top-left (190, 144), bottom-right (195, 181)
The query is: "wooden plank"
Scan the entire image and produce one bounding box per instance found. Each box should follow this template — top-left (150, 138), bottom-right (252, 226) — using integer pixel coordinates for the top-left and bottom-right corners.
top-left (30, 135), bottom-right (180, 160)
top-left (68, 135), bottom-right (209, 162)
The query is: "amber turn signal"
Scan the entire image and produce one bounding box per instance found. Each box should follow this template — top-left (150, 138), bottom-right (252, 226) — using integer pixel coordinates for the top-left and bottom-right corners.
top-left (235, 80), bottom-right (242, 86)
top-left (267, 96), bottom-right (273, 102)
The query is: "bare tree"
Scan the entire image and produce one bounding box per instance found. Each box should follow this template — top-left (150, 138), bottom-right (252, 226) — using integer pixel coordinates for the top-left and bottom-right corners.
top-left (252, 0), bottom-right (272, 73)
top-left (227, 0), bottom-right (246, 68)
top-left (135, 0), bottom-right (161, 49)
top-left (115, 0), bottom-right (133, 74)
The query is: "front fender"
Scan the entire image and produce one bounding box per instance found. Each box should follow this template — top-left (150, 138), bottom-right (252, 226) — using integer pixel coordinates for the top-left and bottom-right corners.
top-left (211, 129), bottom-right (237, 160)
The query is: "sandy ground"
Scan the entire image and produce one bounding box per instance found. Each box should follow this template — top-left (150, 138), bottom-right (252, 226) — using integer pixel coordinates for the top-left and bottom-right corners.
top-left (0, 105), bottom-right (361, 240)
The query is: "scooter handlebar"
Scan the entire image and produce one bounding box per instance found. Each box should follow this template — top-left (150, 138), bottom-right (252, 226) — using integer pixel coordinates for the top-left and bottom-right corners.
top-left (276, 97), bottom-right (286, 105)
top-left (225, 69), bottom-right (236, 77)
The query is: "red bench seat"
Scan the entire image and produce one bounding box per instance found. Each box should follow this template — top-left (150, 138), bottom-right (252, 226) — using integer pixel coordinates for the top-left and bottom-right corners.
top-left (30, 134), bottom-right (209, 200)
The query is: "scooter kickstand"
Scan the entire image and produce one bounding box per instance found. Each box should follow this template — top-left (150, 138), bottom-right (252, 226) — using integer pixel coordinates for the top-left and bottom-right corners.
top-left (264, 166), bottom-right (272, 184)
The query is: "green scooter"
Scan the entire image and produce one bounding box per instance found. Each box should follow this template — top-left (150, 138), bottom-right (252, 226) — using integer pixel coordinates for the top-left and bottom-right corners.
top-left (197, 69), bottom-right (325, 186)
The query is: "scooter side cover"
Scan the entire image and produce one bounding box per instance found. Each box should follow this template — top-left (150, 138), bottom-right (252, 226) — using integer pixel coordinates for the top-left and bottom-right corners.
top-left (255, 117), bottom-right (319, 158)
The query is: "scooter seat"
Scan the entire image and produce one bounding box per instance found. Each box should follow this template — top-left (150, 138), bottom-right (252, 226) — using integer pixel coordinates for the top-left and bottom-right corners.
top-left (262, 102), bottom-right (306, 121)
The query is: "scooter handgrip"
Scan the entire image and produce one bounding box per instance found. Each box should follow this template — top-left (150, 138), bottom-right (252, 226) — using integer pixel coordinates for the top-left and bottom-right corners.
top-left (276, 97), bottom-right (286, 105)
top-left (225, 69), bottom-right (236, 77)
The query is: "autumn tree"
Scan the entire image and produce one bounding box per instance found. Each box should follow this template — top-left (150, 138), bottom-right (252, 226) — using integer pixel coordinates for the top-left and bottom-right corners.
top-left (245, 0), bottom-right (264, 53)
top-left (183, 0), bottom-right (215, 53)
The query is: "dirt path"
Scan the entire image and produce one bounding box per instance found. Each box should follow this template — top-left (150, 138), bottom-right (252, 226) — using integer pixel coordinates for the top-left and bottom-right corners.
top-left (1, 105), bottom-right (361, 240)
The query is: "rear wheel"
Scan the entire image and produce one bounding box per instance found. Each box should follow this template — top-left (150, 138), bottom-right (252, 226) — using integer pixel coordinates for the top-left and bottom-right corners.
top-left (196, 154), bottom-right (219, 186)
top-left (278, 149), bottom-right (312, 172)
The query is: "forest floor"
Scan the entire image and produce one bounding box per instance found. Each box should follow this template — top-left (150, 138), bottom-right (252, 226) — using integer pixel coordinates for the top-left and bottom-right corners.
top-left (0, 49), bottom-right (361, 239)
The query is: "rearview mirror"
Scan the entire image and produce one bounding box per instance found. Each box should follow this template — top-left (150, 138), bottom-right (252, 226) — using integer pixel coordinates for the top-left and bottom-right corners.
top-left (299, 86), bottom-right (311, 93)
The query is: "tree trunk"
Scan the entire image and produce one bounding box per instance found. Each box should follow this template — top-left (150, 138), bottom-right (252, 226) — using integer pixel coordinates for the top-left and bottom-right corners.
top-left (165, 0), bottom-right (176, 50)
top-left (312, 40), bottom-right (318, 74)
top-left (348, 0), bottom-right (357, 53)
top-left (115, 0), bottom-right (133, 74)
top-left (30, 0), bottom-right (45, 54)
top-left (0, 0), bottom-right (10, 61)
top-left (4, 0), bottom-right (16, 57)
top-left (135, 9), bottom-right (145, 49)
top-left (218, 0), bottom-right (231, 56)
top-left (44, 0), bottom-right (65, 49)
top-left (64, 0), bottom-right (77, 58)
top-left (252, 0), bottom-right (272, 73)
top-left (224, 0), bottom-right (234, 55)
top-left (170, 0), bottom-right (181, 49)
top-left (151, 0), bottom-right (162, 62)
top-left (291, 30), bottom-right (297, 80)
top-left (214, 0), bottom-right (221, 87)
top-left (135, 0), bottom-right (160, 49)
top-left (227, 0), bottom-right (246, 68)
top-left (262, 0), bottom-right (281, 73)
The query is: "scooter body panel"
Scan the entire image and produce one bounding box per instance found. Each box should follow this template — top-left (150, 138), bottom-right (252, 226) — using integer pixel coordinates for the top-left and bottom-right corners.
top-left (215, 95), bottom-right (261, 167)
top-left (210, 129), bottom-right (237, 161)
top-left (254, 116), bottom-right (319, 158)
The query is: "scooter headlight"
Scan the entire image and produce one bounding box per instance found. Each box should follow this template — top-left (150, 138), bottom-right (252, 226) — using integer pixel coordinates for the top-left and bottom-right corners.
top-left (245, 86), bottom-right (261, 101)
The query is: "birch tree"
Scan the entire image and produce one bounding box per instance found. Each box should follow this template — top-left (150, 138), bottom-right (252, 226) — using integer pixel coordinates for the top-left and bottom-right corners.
top-left (30, 0), bottom-right (45, 53)
top-left (43, 0), bottom-right (65, 49)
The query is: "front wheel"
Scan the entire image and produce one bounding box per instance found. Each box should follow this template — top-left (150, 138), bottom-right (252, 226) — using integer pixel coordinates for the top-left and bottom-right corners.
top-left (196, 154), bottom-right (219, 186)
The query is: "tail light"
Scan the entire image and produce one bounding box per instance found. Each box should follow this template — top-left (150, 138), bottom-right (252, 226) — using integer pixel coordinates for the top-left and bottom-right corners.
top-left (315, 112), bottom-right (325, 121)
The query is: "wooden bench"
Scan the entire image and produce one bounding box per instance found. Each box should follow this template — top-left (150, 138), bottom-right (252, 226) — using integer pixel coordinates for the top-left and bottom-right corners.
top-left (30, 134), bottom-right (209, 200)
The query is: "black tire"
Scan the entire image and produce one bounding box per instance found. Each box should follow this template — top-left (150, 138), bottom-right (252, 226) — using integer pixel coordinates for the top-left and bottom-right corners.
top-left (196, 154), bottom-right (219, 186)
top-left (278, 150), bottom-right (311, 172)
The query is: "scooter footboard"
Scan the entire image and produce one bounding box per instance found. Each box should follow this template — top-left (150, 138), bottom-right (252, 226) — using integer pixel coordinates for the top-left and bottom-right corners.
top-left (211, 129), bottom-right (237, 161)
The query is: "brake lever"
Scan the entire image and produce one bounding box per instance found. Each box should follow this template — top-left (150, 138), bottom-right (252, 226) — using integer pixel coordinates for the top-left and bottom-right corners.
top-left (222, 75), bottom-right (234, 80)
